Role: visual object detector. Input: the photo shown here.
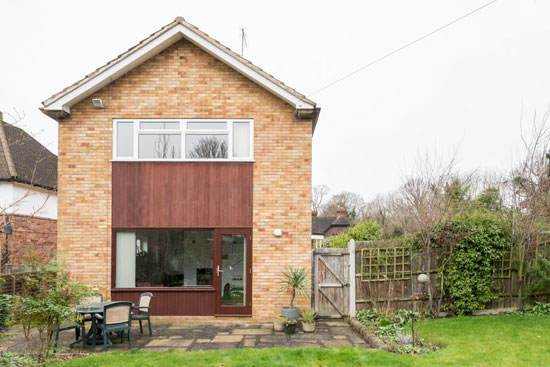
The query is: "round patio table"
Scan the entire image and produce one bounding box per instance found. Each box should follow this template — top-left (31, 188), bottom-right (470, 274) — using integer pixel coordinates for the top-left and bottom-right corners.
top-left (71, 302), bottom-right (115, 347)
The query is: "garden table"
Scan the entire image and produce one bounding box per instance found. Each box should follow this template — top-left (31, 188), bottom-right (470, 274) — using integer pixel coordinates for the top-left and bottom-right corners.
top-left (71, 301), bottom-right (115, 347)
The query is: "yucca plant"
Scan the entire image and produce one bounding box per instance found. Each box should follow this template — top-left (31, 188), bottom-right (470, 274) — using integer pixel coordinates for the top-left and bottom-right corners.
top-left (278, 267), bottom-right (310, 309)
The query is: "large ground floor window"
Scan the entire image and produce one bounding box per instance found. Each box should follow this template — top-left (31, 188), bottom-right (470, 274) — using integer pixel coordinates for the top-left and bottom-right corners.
top-left (113, 228), bottom-right (252, 316)
top-left (116, 230), bottom-right (213, 288)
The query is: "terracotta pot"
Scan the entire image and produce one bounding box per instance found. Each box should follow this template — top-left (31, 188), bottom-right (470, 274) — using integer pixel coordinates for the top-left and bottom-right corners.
top-left (302, 321), bottom-right (315, 333)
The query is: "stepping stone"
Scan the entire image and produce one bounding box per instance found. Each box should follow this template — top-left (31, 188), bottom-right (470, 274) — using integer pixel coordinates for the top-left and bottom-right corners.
top-left (242, 338), bottom-right (256, 347)
top-left (259, 334), bottom-right (289, 344)
top-left (211, 335), bottom-right (243, 343)
top-left (232, 329), bottom-right (272, 335)
top-left (322, 339), bottom-right (352, 347)
top-left (333, 335), bottom-right (348, 340)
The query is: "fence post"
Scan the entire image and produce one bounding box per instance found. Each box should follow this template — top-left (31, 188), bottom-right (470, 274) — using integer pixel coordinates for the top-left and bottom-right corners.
top-left (348, 239), bottom-right (356, 318)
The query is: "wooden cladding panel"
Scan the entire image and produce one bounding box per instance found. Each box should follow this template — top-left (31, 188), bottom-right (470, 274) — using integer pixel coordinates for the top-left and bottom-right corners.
top-left (112, 289), bottom-right (216, 316)
top-left (112, 162), bottom-right (253, 228)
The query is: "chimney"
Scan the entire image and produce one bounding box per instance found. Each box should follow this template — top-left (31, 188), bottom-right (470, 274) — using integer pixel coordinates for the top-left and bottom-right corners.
top-left (336, 208), bottom-right (346, 217)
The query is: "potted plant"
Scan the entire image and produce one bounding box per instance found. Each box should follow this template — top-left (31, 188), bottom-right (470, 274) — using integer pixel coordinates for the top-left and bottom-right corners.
top-left (301, 309), bottom-right (316, 333)
top-left (284, 318), bottom-right (298, 334)
top-left (273, 316), bottom-right (285, 332)
top-left (278, 267), bottom-right (310, 321)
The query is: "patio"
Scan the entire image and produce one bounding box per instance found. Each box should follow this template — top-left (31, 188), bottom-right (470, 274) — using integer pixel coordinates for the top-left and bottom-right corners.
top-left (0, 320), bottom-right (367, 353)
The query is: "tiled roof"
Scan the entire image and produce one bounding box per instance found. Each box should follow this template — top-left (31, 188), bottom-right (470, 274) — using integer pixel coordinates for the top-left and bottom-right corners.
top-left (0, 120), bottom-right (57, 190)
top-left (42, 17), bottom-right (316, 110)
top-left (312, 216), bottom-right (351, 235)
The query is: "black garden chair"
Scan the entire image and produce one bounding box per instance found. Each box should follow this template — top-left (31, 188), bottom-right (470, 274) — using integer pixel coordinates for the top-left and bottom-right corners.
top-left (130, 292), bottom-right (153, 336)
top-left (94, 301), bottom-right (133, 352)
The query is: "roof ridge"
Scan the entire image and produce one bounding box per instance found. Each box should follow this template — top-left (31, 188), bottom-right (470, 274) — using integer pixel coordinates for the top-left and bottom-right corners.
top-left (41, 17), bottom-right (316, 110)
top-left (0, 121), bottom-right (17, 177)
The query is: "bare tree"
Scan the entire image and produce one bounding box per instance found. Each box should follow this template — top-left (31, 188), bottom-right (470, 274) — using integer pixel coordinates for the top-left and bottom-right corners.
top-left (312, 184), bottom-right (330, 214)
top-left (399, 151), bottom-right (464, 315)
top-left (322, 191), bottom-right (366, 223)
top-left (503, 105), bottom-right (550, 310)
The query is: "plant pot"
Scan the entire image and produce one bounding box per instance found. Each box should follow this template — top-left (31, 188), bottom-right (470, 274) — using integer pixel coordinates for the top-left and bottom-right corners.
top-left (273, 318), bottom-right (285, 332)
top-left (281, 307), bottom-right (299, 321)
top-left (302, 321), bottom-right (315, 333)
top-left (284, 323), bottom-right (297, 334)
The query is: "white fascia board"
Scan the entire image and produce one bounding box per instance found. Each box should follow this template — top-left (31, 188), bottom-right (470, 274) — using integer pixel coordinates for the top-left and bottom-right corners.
top-left (43, 24), bottom-right (314, 114)
top-left (45, 29), bottom-right (184, 113)
top-left (175, 24), bottom-right (315, 110)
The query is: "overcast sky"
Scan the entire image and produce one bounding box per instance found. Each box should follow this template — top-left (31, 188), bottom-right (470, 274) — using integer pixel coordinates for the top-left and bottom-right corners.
top-left (1, 0), bottom-right (549, 202)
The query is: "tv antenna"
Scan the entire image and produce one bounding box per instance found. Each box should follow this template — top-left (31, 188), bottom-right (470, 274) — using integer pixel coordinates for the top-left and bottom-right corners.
top-left (240, 27), bottom-right (248, 57)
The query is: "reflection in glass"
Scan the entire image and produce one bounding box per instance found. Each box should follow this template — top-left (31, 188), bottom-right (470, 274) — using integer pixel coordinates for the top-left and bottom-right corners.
top-left (220, 234), bottom-right (246, 306)
top-left (138, 134), bottom-right (181, 158)
top-left (186, 134), bottom-right (228, 159)
top-left (133, 230), bottom-right (213, 287)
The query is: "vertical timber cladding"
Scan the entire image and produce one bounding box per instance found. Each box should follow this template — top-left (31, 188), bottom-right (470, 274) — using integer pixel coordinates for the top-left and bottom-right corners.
top-left (112, 162), bottom-right (253, 228)
top-left (111, 162), bottom-right (253, 316)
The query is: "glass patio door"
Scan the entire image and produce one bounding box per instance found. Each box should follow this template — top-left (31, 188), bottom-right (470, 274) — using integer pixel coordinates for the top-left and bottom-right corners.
top-left (214, 229), bottom-right (252, 315)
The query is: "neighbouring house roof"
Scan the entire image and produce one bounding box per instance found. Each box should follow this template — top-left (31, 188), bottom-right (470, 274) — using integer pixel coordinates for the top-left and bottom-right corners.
top-left (40, 17), bottom-right (320, 129)
top-left (0, 117), bottom-right (57, 191)
top-left (312, 215), bottom-right (351, 236)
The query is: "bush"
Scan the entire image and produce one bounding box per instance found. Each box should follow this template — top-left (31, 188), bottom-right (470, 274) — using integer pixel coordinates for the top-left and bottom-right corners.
top-left (10, 253), bottom-right (87, 362)
top-left (330, 221), bottom-right (382, 248)
top-left (522, 302), bottom-right (550, 316)
top-left (0, 291), bottom-right (10, 339)
top-left (527, 255), bottom-right (550, 297)
top-left (442, 211), bottom-right (511, 315)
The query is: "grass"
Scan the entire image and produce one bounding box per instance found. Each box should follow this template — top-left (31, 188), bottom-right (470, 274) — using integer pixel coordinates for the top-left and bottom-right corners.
top-left (55, 315), bottom-right (550, 367)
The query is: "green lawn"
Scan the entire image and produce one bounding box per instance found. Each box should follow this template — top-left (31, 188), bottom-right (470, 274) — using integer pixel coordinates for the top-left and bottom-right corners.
top-left (55, 315), bottom-right (550, 367)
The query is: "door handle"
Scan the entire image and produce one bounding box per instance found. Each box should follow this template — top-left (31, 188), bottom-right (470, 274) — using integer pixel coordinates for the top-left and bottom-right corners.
top-left (217, 265), bottom-right (223, 276)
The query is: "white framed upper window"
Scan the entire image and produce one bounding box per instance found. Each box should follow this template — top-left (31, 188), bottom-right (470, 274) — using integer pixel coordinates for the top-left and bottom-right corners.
top-left (113, 119), bottom-right (253, 161)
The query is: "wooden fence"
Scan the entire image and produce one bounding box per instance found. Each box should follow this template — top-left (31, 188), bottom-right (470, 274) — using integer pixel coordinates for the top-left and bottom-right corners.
top-left (312, 239), bottom-right (550, 318)
top-left (0, 271), bottom-right (34, 296)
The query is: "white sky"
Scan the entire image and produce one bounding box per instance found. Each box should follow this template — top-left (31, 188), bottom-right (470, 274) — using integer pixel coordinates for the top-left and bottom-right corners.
top-left (1, 0), bottom-right (549, 201)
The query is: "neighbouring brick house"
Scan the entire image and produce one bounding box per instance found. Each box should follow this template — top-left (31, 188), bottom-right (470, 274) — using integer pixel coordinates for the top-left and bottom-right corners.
top-left (311, 209), bottom-right (351, 248)
top-left (0, 112), bottom-right (57, 273)
top-left (40, 17), bottom-right (319, 318)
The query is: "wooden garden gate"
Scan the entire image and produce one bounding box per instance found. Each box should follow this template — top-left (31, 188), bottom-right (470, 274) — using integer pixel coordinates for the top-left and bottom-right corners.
top-left (312, 248), bottom-right (351, 318)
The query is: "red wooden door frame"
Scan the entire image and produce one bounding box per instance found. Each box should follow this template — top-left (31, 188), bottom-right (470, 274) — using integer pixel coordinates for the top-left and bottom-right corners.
top-left (213, 228), bottom-right (253, 316)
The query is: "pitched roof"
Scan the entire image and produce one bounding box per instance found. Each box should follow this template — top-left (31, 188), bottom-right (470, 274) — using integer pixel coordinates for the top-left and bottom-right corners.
top-left (0, 119), bottom-right (57, 190)
top-left (40, 17), bottom-right (320, 127)
top-left (312, 216), bottom-right (351, 235)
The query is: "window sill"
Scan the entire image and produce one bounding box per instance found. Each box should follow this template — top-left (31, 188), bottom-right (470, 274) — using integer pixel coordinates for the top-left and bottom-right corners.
top-left (110, 159), bottom-right (255, 163)
top-left (112, 287), bottom-right (216, 292)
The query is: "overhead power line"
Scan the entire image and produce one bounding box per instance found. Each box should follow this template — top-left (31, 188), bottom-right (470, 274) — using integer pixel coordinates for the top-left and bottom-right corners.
top-left (307, 0), bottom-right (500, 97)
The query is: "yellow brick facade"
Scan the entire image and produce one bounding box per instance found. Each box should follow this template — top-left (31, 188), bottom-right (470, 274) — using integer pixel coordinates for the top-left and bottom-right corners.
top-left (57, 38), bottom-right (312, 318)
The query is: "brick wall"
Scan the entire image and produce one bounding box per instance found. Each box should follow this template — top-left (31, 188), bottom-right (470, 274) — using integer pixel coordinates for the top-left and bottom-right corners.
top-left (57, 38), bottom-right (312, 318)
top-left (5, 214), bottom-right (57, 268)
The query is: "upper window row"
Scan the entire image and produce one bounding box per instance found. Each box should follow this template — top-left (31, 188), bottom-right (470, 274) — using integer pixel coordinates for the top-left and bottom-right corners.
top-left (113, 119), bottom-right (253, 161)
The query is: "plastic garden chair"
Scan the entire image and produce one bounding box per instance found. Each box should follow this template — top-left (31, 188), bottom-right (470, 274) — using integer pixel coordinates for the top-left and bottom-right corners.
top-left (94, 301), bottom-right (133, 352)
top-left (131, 292), bottom-right (153, 336)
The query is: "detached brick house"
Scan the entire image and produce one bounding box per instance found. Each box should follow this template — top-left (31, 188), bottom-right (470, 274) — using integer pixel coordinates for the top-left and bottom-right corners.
top-left (40, 17), bottom-right (319, 318)
top-left (0, 112), bottom-right (57, 273)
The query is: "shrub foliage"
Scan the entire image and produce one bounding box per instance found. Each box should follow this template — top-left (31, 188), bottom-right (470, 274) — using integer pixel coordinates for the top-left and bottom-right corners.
top-left (440, 211), bottom-right (512, 315)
